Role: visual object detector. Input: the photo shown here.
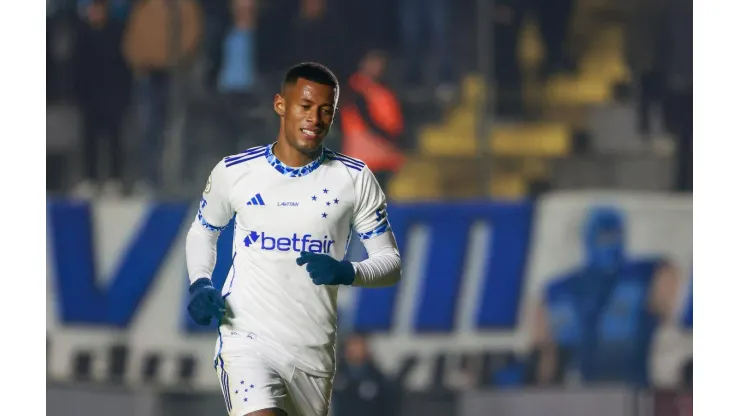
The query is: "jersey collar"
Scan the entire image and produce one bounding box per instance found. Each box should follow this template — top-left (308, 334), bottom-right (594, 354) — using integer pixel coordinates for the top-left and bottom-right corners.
top-left (265, 142), bottom-right (326, 177)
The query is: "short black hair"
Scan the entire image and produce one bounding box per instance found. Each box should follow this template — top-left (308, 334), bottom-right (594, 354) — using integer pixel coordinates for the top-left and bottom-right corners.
top-left (282, 62), bottom-right (339, 102)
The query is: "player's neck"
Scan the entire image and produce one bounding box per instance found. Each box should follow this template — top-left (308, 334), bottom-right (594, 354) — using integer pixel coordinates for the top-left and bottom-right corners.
top-left (273, 141), bottom-right (321, 167)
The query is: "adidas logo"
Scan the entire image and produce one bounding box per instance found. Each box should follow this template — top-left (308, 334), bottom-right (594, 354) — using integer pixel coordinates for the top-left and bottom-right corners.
top-left (246, 193), bottom-right (266, 206)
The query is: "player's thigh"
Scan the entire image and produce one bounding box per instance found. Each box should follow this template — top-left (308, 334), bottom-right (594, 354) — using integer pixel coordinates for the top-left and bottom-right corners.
top-left (215, 352), bottom-right (290, 416)
top-left (285, 368), bottom-right (333, 416)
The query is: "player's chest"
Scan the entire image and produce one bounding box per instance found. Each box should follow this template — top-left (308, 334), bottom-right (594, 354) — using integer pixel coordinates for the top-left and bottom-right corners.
top-left (231, 176), bottom-right (354, 231)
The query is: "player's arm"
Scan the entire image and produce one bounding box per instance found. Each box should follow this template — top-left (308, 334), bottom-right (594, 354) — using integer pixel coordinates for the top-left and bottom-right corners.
top-left (648, 260), bottom-right (680, 322)
top-left (185, 161), bottom-right (233, 282)
top-left (184, 161), bottom-right (233, 325)
top-left (348, 166), bottom-right (401, 288)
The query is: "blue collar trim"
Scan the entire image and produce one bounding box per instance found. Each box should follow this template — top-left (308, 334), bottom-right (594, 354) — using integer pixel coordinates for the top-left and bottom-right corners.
top-left (265, 143), bottom-right (326, 177)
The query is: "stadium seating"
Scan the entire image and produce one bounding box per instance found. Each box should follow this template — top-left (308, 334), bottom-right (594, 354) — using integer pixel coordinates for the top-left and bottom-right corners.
top-left (387, 0), bottom-right (641, 201)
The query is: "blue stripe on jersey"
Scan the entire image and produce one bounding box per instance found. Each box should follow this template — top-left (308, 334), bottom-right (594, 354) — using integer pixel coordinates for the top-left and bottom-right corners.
top-left (198, 209), bottom-right (229, 232)
top-left (223, 253), bottom-right (237, 299)
top-left (327, 151), bottom-right (366, 168)
top-left (224, 145), bottom-right (267, 163)
top-left (327, 151), bottom-right (365, 167)
top-left (358, 223), bottom-right (390, 240)
top-left (255, 193), bottom-right (266, 205)
top-left (326, 154), bottom-right (364, 171)
top-left (225, 152), bottom-right (266, 168)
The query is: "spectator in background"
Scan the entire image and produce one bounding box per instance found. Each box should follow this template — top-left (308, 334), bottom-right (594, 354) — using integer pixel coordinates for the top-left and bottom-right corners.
top-left (209, 0), bottom-right (258, 95)
top-left (333, 333), bottom-right (400, 416)
top-left (399, 0), bottom-right (455, 99)
top-left (532, 0), bottom-right (575, 77)
top-left (531, 206), bottom-right (680, 388)
top-left (341, 51), bottom-right (405, 192)
top-left (625, 0), bottom-right (691, 189)
top-left (624, 0), bottom-right (671, 142)
top-left (289, 0), bottom-right (349, 83)
top-left (108, 0), bottom-right (131, 21)
top-left (206, 0), bottom-right (265, 153)
top-left (344, 0), bottom-right (396, 55)
top-left (76, 0), bottom-right (130, 21)
top-left (72, 0), bottom-right (131, 197)
top-left (491, 0), bottom-right (525, 118)
top-left (123, 0), bottom-right (203, 194)
top-left (664, 0), bottom-right (692, 192)
top-left (47, 1), bottom-right (81, 104)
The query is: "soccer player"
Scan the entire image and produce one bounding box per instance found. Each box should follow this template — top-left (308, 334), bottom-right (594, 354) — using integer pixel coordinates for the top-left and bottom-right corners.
top-left (184, 62), bottom-right (402, 416)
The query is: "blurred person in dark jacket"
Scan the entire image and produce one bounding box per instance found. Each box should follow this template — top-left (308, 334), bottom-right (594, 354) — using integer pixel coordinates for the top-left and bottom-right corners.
top-left (663, 0), bottom-right (692, 192)
top-left (206, 0), bottom-right (259, 95)
top-left (76, 0), bottom-right (131, 21)
top-left (399, 0), bottom-right (455, 98)
top-left (289, 0), bottom-right (350, 84)
top-left (47, 1), bottom-right (81, 104)
top-left (531, 206), bottom-right (680, 388)
top-left (204, 0), bottom-right (266, 153)
top-left (344, 0), bottom-right (396, 55)
top-left (332, 333), bottom-right (400, 416)
top-left (532, 0), bottom-right (575, 77)
top-left (490, 0), bottom-right (525, 118)
top-left (72, 0), bottom-right (131, 197)
top-left (624, 0), bottom-right (671, 141)
top-left (625, 0), bottom-right (692, 188)
top-left (340, 51), bottom-right (405, 193)
top-left (123, 0), bottom-right (203, 194)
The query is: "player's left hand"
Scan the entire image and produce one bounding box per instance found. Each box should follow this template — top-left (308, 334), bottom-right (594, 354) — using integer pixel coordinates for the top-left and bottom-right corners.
top-left (296, 251), bottom-right (355, 286)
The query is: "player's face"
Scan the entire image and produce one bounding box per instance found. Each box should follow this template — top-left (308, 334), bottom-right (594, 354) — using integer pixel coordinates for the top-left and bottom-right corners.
top-left (275, 78), bottom-right (336, 155)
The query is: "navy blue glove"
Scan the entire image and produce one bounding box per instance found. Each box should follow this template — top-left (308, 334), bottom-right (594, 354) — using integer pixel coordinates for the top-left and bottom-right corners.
top-left (187, 278), bottom-right (226, 326)
top-left (296, 251), bottom-right (355, 286)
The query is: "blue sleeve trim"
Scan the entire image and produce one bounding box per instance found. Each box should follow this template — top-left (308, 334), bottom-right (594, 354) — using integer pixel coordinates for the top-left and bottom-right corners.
top-left (197, 209), bottom-right (228, 232)
top-left (358, 223), bottom-right (390, 240)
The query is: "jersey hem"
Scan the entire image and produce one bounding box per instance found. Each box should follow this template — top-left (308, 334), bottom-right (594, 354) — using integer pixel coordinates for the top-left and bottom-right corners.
top-left (219, 331), bottom-right (335, 378)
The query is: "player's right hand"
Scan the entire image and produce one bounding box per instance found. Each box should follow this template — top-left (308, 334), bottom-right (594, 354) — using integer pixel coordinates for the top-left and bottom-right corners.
top-left (187, 278), bottom-right (226, 326)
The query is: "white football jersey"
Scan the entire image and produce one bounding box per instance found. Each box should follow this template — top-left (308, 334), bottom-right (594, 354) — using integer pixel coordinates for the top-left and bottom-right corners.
top-left (194, 143), bottom-right (391, 377)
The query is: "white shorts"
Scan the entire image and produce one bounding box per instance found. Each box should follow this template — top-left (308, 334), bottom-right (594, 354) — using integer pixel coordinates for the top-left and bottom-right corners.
top-left (214, 336), bottom-right (333, 416)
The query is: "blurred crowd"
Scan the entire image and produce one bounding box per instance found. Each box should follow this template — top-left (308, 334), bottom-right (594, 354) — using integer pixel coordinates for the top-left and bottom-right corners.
top-left (47, 0), bottom-right (459, 196)
top-left (47, 0), bottom-right (691, 198)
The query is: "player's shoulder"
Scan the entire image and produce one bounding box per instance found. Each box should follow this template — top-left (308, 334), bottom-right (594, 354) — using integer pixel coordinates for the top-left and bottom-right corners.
top-left (220, 144), bottom-right (270, 169)
top-left (207, 145), bottom-right (270, 190)
top-left (211, 145), bottom-right (269, 179)
top-left (323, 149), bottom-right (368, 175)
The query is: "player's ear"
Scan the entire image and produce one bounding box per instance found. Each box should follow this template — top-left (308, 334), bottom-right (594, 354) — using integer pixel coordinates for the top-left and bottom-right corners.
top-left (274, 94), bottom-right (285, 117)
